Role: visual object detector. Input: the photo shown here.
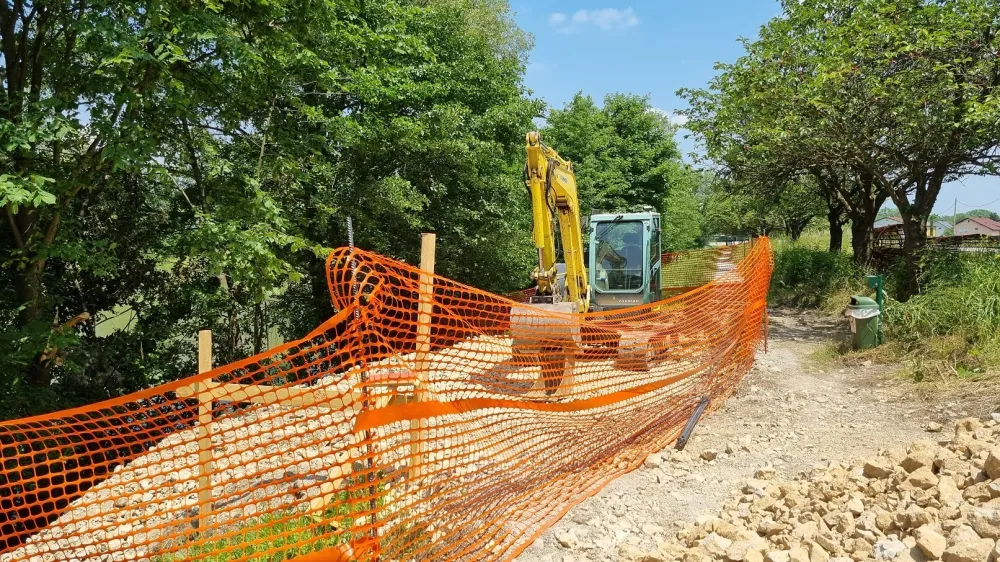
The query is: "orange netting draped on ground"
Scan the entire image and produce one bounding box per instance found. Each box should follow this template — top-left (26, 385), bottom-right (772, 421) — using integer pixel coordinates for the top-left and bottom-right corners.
top-left (1, 238), bottom-right (772, 562)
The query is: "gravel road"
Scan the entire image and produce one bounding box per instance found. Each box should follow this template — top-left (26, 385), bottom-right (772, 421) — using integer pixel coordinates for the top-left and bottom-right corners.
top-left (515, 308), bottom-right (981, 562)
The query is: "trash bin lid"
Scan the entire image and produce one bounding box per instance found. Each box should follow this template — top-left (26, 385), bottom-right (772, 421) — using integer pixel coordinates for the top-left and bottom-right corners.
top-left (848, 295), bottom-right (879, 308)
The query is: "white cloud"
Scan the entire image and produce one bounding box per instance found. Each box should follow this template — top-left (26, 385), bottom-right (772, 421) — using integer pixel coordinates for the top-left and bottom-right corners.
top-left (549, 7), bottom-right (640, 34)
top-left (651, 108), bottom-right (689, 127)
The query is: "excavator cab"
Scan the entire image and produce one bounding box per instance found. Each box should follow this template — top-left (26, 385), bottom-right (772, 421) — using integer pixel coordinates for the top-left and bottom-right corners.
top-left (587, 210), bottom-right (662, 311)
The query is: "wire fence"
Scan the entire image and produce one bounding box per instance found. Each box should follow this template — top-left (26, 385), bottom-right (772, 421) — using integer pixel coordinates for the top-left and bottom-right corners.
top-left (1, 238), bottom-right (773, 562)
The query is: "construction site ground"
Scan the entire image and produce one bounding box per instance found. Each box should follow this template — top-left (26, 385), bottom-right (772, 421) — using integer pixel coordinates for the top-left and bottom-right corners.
top-left (516, 308), bottom-right (994, 562)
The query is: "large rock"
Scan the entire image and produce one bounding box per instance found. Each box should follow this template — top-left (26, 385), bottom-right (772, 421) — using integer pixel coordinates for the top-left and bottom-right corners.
top-left (964, 483), bottom-right (993, 503)
top-left (766, 551), bottom-right (791, 562)
top-left (938, 475), bottom-right (964, 507)
top-left (644, 453), bottom-right (664, 469)
top-left (984, 447), bottom-right (1000, 480)
top-left (955, 418), bottom-right (983, 435)
top-left (699, 532), bottom-right (732, 557)
top-left (967, 506), bottom-right (1000, 539)
top-left (941, 539), bottom-right (994, 562)
top-left (874, 537), bottom-right (907, 560)
top-left (901, 450), bottom-right (936, 474)
top-left (948, 525), bottom-right (982, 547)
top-left (789, 545), bottom-right (809, 562)
top-left (914, 524), bottom-right (946, 560)
top-left (847, 497), bottom-right (865, 515)
top-left (865, 459), bottom-right (895, 479)
top-left (815, 533), bottom-right (841, 555)
top-left (907, 467), bottom-right (939, 490)
top-left (903, 504), bottom-right (933, 529)
top-left (792, 521), bottom-right (820, 542)
top-left (808, 541), bottom-right (830, 562)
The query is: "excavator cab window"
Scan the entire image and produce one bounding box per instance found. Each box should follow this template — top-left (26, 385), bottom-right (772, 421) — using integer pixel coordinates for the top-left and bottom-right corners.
top-left (594, 221), bottom-right (645, 291)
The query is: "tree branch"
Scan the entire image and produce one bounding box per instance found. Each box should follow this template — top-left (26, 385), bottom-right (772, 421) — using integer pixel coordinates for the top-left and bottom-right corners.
top-left (181, 118), bottom-right (206, 201)
top-left (5, 207), bottom-right (25, 248)
top-left (27, 7), bottom-right (51, 104)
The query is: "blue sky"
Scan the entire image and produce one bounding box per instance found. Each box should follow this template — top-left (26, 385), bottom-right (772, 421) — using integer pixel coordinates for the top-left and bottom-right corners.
top-left (509, 1), bottom-right (1000, 217)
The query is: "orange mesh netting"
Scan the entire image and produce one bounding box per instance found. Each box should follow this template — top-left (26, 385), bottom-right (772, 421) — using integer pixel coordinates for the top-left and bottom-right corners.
top-left (0, 238), bottom-right (772, 562)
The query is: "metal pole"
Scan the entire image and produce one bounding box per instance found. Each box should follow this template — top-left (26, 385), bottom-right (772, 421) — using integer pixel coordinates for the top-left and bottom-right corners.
top-left (953, 198), bottom-right (958, 235)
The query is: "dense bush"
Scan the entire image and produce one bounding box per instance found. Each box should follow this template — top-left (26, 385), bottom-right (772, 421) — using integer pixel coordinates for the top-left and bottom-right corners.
top-left (768, 243), bottom-right (862, 309)
top-left (883, 250), bottom-right (1000, 375)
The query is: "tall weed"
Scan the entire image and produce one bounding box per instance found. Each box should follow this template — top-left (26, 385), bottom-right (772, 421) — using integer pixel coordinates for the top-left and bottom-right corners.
top-left (884, 251), bottom-right (1000, 372)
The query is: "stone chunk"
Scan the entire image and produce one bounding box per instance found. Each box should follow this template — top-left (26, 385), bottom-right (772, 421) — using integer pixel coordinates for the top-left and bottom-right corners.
top-left (984, 447), bottom-right (1000, 480)
top-left (941, 539), bottom-right (993, 562)
top-left (967, 506), bottom-right (1000, 539)
top-left (555, 531), bottom-right (578, 549)
top-left (907, 467), bottom-right (939, 490)
top-left (914, 524), bottom-right (946, 560)
top-left (699, 532), bottom-right (732, 557)
top-left (618, 544), bottom-right (665, 562)
top-left (865, 459), bottom-right (894, 479)
top-left (873, 537), bottom-right (906, 560)
top-left (644, 453), bottom-right (663, 468)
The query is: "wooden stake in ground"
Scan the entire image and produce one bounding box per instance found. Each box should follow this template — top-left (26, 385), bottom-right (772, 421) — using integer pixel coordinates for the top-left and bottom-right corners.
top-left (196, 330), bottom-right (214, 531)
top-left (411, 233), bottom-right (435, 478)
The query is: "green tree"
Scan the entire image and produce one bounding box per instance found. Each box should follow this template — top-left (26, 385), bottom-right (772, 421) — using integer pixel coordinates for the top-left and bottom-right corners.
top-left (681, 0), bottom-right (1000, 289)
top-left (0, 0), bottom-right (539, 417)
top-left (661, 166), bottom-right (705, 251)
top-left (698, 175), bottom-right (825, 241)
top-left (542, 92), bottom-right (680, 216)
top-left (957, 209), bottom-right (1000, 223)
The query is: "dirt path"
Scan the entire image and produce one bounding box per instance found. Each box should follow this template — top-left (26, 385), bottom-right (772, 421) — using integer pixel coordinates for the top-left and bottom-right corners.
top-left (515, 308), bottom-right (971, 562)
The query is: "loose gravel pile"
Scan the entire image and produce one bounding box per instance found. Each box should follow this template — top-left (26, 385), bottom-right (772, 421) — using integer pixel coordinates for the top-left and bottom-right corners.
top-left (606, 416), bottom-right (1000, 562)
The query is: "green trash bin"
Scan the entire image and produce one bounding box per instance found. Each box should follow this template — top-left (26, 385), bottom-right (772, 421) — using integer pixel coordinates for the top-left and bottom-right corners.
top-left (845, 295), bottom-right (881, 350)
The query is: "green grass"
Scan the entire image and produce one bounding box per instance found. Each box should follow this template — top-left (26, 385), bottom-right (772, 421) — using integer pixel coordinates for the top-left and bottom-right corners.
top-left (151, 503), bottom-right (353, 562)
top-left (881, 250), bottom-right (1000, 379)
top-left (146, 474), bottom-right (431, 562)
top-left (768, 235), bottom-right (866, 310)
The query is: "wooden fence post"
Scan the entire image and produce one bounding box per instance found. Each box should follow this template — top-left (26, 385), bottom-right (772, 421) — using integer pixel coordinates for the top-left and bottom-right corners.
top-left (196, 330), bottom-right (213, 531)
top-left (411, 233), bottom-right (435, 478)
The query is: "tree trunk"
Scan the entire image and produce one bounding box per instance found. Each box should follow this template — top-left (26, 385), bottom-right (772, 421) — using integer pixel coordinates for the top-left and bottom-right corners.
top-left (14, 260), bottom-right (51, 386)
top-left (851, 217), bottom-right (875, 267)
top-left (253, 302), bottom-right (265, 355)
top-left (829, 218), bottom-right (844, 253)
top-left (899, 212), bottom-right (928, 300)
top-left (788, 218), bottom-right (811, 242)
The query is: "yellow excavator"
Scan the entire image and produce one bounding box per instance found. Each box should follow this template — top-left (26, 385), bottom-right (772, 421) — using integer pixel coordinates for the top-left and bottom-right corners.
top-left (512, 132), bottom-right (666, 395)
top-left (521, 131), bottom-right (663, 313)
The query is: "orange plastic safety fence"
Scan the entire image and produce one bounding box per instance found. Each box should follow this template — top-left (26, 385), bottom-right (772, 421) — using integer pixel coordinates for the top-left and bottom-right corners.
top-left (1, 238), bottom-right (773, 562)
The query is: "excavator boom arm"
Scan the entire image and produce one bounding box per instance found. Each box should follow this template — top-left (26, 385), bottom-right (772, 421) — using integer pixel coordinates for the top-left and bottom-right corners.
top-left (524, 131), bottom-right (590, 312)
